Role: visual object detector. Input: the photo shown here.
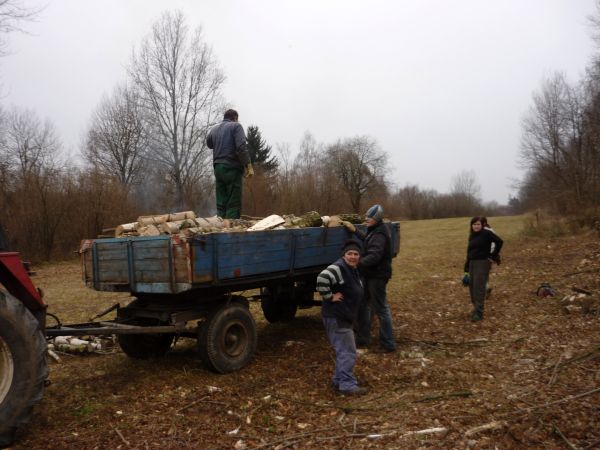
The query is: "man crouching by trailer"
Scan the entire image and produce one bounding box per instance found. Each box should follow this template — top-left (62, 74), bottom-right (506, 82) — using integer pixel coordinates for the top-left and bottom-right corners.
top-left (317, 239), bottom-right (369, 396)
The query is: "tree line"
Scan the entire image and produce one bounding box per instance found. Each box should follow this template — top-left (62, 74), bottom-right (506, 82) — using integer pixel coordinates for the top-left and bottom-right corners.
top-left (518, 3), bottom-right (600, 223)
top-left (0, 10), bottom-right (506, 261)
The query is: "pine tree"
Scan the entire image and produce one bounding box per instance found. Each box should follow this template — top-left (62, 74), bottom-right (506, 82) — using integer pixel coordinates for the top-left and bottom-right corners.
top-left (246, 125), bottom-right (278, 172)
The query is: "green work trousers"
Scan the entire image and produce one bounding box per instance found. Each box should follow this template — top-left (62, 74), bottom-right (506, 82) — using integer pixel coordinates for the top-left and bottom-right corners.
top-left (214, 163), bottom-right (242, 219)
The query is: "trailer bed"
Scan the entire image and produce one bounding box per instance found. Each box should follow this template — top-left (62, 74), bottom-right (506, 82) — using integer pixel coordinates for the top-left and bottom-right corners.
top-left (81, 224), bottom-right (400, 295)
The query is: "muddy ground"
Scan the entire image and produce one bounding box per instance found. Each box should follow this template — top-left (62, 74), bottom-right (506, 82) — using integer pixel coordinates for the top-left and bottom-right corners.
top-left (11, 216), bottom-right (600, 449)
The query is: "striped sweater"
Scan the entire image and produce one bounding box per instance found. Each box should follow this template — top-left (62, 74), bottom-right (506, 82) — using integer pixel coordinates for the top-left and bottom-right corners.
top-left (317, 257), bottom-right (364, 324)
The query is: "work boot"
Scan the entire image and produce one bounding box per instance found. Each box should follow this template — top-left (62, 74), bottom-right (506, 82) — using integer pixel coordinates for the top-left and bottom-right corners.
top-left (471, 312), bottom-right (482, 322)
top-left (339, 386), bottom-right (369, 396)
top-left (372, 346), bottom-right (396, 354)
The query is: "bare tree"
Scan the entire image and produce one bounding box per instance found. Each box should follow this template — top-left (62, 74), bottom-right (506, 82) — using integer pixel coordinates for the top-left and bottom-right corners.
top-left (326, 136), bottom-right (387, 213)
top-left (520, 72), bottom-right (586, 211)
top-left (1, 105), bottom-right (60, 179)
top-left (450, 170), bottom-right (481, 198)
top-left (129, 10), bottom-right (225, 209)
top-left (0, 0), bottom-right (40, 56)
top-left (84, 84), bottom-right (146, 187)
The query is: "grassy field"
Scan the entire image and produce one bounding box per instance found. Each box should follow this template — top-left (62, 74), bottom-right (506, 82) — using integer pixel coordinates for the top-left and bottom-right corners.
top-left (12, 215), bottom-right (600, 449)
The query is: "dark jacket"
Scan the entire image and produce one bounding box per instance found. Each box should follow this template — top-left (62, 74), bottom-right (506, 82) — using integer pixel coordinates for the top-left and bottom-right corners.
top-left (317, 258), bottom-right (364, 326)
top-left (464, 229), bottom-right (503, 272)
top-left (356, 221), bottom-right (392, 280)
top-left (206, 119), bottom-right (251, 170)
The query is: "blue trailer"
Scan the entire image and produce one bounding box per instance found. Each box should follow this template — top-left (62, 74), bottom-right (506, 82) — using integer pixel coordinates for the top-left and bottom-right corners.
top-left (68, 223), bottom-right (400, 373)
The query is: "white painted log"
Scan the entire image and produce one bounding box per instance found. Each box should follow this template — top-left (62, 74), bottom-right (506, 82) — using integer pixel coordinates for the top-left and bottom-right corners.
top-left (167, 211), bottom-right (196, 221)
top-left (115, 222), bottom-right (138, 237)
top-left (137, 214), bottom-right (169, 227)
top-left (248, 214), bottom-right (285, 231)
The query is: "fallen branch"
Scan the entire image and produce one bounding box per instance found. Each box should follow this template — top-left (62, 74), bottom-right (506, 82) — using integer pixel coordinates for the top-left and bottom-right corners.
top-left (511, 387), bottom-right (600, 415)
top-left (548, 355), bottom-right (562, 386)
top-left (553, 424), bottom-right (579, 450)
top-left (465, 420), bottom-right (506, 437)
top-left (252, 421), bottom-right (380, 449)
top-left (544, 346), bottom-right (600, 371)
top-left (413, 391), bottom-right (472, 403)
top-left (564, 267), bottom-right (600, 277)
top-left (572, 286), bottom-right (594, 295)
top-left (402, 427), bottom-right (448, 438)
top-left (112, 425), bottom-right (130, 447)
top-left (584, 438), bottom-right (600, 450)
top-left (398, 337), bottom-right (491, 347)
top-left (177, 397), bottom-right (229, 413)
top-left (315, 432), bottom-right (377, 441)
top-left (272, 394), bottom-right (339, 410)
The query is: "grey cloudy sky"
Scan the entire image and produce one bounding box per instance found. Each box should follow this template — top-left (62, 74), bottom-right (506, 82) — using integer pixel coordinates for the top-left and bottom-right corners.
top-left (1, 0), bottom-right (598, 203)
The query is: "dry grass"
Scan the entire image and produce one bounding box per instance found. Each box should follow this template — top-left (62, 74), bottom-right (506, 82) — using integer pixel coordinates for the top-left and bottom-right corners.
top-left (12, 215), bottom-right (600, 449)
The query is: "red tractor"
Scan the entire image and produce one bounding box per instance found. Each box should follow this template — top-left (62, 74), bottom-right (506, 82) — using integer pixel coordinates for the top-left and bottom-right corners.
top-left (0, 228), bottom-right (48, 447)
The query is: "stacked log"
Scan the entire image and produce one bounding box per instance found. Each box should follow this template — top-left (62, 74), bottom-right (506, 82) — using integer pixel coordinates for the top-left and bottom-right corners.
top-left (110, 211), bottom-right (366, 240)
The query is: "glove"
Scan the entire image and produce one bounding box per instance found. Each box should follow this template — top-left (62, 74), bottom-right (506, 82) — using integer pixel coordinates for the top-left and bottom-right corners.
top-left (244, 164), bottom-right (254, 178)
top-left (461, 272), bottom-right (470, 286)
top-left (341, 221), bottom-right (356, 233)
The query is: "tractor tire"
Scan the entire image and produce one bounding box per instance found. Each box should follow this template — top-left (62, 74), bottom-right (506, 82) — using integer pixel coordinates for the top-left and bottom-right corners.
top-left (117, 320), bottom-right (174, 359)
top-left (198, 303), bottom-right (257, 373)
top-left (0, 291), bottom-right (48, 448)
top-left (260, 285), bottom-right (298, 323)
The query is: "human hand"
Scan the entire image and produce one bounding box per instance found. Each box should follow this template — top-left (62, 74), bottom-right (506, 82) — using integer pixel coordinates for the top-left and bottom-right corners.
top-left (341, 221), bottom-right (356, 233)
top-left (332, 292), bottom-right (344, 302)
top-left (461, 272), bottom-right (470, 286)
top-left (244, 164), bottom-right (254, 178)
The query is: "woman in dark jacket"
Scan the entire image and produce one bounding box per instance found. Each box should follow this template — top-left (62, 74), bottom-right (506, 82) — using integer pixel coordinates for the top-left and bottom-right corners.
top-left (464, 216), bottom-right (503, 322)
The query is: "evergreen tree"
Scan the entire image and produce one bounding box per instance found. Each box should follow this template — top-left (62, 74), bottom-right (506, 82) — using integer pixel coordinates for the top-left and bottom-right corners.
top-left (246, 125), bottom-right (278, 172)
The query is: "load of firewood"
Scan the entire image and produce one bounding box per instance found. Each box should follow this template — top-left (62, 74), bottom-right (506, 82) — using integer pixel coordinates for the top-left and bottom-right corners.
top-left (107, 211), bottom-right (364, 239)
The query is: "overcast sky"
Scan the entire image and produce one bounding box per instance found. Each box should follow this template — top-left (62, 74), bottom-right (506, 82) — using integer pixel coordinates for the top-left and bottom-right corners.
top-left (1, 0), bottom-right (598, 203)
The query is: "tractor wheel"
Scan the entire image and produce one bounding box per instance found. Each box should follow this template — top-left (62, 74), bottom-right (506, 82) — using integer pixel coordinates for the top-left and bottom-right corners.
top-left (0, 291), bottom-right (48, 447)
top-left (117, 319), bottom-right (174, 359)
top-left (198, 302), bottom-right (257, 373)
top-left (260, 285), bottom-right (298, 323)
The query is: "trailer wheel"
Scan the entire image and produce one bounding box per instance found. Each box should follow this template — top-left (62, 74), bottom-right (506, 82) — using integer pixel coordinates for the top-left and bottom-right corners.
top-left (261, 285), bottom-right (298, 323)
top-left (0, 291), bottom-right (48, 447)
top-left (117, 319), bottom-right (174, 359)
top-left (198, 303), bottom-right (257, 373)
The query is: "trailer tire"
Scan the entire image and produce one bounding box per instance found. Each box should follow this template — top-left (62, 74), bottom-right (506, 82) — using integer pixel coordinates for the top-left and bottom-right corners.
top-left (261, 285), bottom-right (298, 323)
top-left (198, 303), bottom-right (256, 373)
top-left (0, 291), bottom-right (48, 448)
top-left (117, 320), bottom-right (174, 359)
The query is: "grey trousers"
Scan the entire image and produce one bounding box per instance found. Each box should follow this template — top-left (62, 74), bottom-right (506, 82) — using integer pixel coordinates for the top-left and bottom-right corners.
top-left (469, 259), bottom-right (491, 316)
top-left (323, 317), bottom-right (358, 391)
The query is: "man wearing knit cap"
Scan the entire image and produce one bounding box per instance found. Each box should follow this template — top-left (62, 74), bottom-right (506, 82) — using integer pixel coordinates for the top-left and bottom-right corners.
top-left (316, 239), bottom-right (369, 395)
top-left (344, 204), bottom-right (396, 353)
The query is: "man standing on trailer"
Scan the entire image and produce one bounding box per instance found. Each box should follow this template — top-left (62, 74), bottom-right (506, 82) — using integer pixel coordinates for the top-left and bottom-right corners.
top-left (206, 109), bottom-right (254, 227)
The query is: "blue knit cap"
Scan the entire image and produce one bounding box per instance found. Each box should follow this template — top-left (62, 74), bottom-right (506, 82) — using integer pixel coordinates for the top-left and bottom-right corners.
top-left (366, 204), bottom-right (384, 222)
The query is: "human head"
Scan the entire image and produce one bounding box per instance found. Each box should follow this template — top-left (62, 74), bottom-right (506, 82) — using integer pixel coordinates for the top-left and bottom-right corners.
top-left (365, 204), bottom-right (384, 227)
top-left (224, 109), bottom-right (239, 121)
top-left (470, 216), bottom-right (483, 233)
top-left (342, 239), bottom-right (361, 267)
top-left (481, 216), bottom-right (489, 228)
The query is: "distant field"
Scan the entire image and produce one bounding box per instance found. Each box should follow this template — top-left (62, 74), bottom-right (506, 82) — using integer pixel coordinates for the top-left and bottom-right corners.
top-left (390, 215), bottom-right (526, 301)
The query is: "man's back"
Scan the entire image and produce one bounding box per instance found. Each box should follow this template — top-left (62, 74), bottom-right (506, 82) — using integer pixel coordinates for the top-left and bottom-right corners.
top-left (207, 119), bottom-right (249, 169)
